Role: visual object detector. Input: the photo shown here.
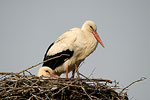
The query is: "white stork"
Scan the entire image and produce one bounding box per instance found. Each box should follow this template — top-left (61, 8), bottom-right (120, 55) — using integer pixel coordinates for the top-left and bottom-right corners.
top-left (38, 67), bottom-right (60, 78)
top-left (38, 20), bottom-right (104, 78)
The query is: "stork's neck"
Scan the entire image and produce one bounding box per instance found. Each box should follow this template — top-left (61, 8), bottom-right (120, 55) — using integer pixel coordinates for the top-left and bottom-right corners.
top-left (80, 26), bottom-right (98, 58)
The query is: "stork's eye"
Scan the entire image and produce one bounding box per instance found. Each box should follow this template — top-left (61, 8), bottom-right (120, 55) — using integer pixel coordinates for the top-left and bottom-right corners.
top-left (45, 70), bottom-right (49, 73)
top-left (90, 26), bottom-right (94, 30)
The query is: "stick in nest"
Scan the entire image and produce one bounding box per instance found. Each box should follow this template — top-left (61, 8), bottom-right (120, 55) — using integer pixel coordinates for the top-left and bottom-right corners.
top-left (17, 54), bottom-right (70, 75)
top-left (119, 77), bottom-right (147, 95)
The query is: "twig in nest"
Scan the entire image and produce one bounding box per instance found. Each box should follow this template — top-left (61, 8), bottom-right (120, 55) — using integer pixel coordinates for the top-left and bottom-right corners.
top-left (119, 77), bottom-right (147, 95)
top-left (75, 64), bottom-right (80, 79)
top-left (81, 86), bottom-right (93, 100)
top-left (0, 72), bottom-right (18, 75)
top-left (24, 70), bottom-right (33, 75)
top-left (0, 72), bottom-right (20, 79)
top-left (79, 72), bottom-right (112, 83)
top-left (52, 79), bottom-right (77, 97)
top-left (88, 67), bottom-right (96, 78)
top-left (17, 54), bottom-right (70, 75)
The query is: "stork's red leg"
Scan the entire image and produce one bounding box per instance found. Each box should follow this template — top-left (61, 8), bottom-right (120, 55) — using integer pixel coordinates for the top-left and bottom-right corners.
top-left (66, 66), bottom-right (68, 79)
top-left (71, 69), bottom-right (75, 78)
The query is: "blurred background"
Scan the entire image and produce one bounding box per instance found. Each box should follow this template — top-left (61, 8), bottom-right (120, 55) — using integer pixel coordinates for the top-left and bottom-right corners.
top-left (0, 0), bottom-right (149, 99)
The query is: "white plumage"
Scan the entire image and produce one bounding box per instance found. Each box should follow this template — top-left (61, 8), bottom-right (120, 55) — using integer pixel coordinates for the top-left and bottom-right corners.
top-left (38, 20), bottom-right (104, 78)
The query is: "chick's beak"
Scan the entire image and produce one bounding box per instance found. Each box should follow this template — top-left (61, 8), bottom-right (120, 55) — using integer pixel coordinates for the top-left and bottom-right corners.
top-left (50, 73), bottom-right (60, 78)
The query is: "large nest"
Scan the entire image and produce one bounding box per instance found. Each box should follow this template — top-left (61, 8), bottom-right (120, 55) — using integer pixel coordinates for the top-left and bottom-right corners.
top-left (0, 73), bottom-right (128, 100)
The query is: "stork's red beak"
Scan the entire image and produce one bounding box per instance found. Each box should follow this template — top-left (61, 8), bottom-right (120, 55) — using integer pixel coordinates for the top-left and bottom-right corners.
top-left (93, 31), bottom-right (104, 48)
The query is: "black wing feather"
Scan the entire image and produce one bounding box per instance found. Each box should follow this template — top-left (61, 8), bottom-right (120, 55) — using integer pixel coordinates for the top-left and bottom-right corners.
top-left (42, 43), bottom-right (74, 70)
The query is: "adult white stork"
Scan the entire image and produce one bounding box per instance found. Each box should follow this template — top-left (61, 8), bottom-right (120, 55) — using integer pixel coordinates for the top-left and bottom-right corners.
top-left (38, 20), bottom-right (104, 78)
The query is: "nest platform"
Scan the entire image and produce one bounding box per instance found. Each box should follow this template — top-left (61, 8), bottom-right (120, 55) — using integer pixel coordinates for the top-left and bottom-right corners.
top-left (0, 73), bottom-right (128, 100)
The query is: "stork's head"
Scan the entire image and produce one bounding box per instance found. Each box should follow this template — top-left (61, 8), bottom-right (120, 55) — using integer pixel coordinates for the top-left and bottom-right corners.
top-left (81, 20), bottom-right (104, 48)
top-left (38, 67), bottom-right (60, 78)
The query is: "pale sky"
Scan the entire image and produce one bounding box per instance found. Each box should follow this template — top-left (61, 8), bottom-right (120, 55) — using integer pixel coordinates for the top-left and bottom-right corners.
top-left (0, 0), bottom-right (150, 99)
